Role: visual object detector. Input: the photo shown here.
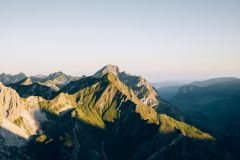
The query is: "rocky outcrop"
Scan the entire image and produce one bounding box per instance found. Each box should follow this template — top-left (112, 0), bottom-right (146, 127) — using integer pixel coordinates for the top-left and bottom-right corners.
top-left (94, 64), bottom-right (120, 77)
top-left (119, 72), bottom-right (159, 107)
top-left (0, 82), bottom-right (46, 147)
top-left (0, 82), bottom-right (22, 121)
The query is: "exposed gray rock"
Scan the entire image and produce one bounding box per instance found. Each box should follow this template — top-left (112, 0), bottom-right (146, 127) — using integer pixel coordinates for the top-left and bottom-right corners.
top-left (0, 73), bottom-right (27, 85)
top-left (94, 65), bottom-right (159, 107)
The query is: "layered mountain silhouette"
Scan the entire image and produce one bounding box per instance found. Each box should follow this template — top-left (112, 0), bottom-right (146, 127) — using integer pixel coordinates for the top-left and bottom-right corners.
top-left (159, 78), bottom-right (240, 159)
top-left (0, 73), bottom-right (27, 85)
top-left (0, 66), bottom-right (238, 160)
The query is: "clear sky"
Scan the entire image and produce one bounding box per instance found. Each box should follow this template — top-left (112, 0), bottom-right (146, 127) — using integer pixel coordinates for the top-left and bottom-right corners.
top-left (0, 0), bottom-right (240, 82)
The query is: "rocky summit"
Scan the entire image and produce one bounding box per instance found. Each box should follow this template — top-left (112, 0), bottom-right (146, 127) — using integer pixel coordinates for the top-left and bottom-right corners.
top-left (0, 65), bottom-right (237, 160)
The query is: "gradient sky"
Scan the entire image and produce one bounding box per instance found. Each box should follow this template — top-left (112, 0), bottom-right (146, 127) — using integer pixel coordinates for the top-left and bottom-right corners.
top-left (0, 0), bottom-right (240, 82)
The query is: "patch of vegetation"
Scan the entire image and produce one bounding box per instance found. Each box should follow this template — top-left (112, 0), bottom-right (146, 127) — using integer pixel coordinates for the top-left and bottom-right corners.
top-left (36, 134), bottom-right (47, 143)
top-left (13, 117), bottom-right (24, 127)
top-left (158, 114), bottom-right (214, 140)
top-left (38, 100), bottom-right (49, 109)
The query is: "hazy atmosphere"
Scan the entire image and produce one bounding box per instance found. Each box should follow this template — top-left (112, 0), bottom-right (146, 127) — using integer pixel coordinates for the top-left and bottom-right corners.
top-left (1, 1), bottom-right (240, 160)
top-left (1, 0), bottom-right (240, 81)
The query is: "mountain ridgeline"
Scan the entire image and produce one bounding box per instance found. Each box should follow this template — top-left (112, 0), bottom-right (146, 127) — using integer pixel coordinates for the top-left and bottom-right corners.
top-left (153, 77), bottom-right (240, 160)
top-left (0, 65), bottom-right (237, 160)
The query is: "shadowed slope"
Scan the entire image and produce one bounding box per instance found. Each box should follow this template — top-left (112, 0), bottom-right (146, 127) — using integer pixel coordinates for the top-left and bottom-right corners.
top-left (7, 78), bottom-right (57, 100)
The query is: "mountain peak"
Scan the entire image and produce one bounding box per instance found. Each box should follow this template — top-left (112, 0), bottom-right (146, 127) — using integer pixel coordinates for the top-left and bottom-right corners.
top-left (17, 72), bottom-right (26, 76)
top-left (40, 71), bottom-right (79, 91)
top-left (48, 71), bottom-right (65, 78)
top-left (105, 64), bottom-right (119, 70)
top-left (93, 65), bottom-right (161, 108)
top-left (94, 64), bottom-right (120, 78)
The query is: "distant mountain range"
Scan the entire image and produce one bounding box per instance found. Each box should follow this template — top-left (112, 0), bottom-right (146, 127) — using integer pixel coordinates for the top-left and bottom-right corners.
top-left (154, 77), bottom-right (240, 159)
top-left (0, 71), bottom-right (79, 91)
top-left (0, 67), bottom-right (239, 160)
top-left (0, 72), bottom-right (27, 85)
top-left (154, 77), bottom-right (240, 100)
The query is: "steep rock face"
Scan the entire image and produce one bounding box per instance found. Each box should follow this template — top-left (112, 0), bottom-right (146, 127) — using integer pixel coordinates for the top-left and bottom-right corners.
top-left (119, 72), bottom-right (159, 107)
top-left (0, 73), bottom-right (27, 85)
top-left (94, 65), bottom-right (120, 77)
top-left (0, 82), bottom-right (22, 121)
top-left (0, 82), bottom-right (47, 147)
top-left (94, 65), bottom-right (159, 107)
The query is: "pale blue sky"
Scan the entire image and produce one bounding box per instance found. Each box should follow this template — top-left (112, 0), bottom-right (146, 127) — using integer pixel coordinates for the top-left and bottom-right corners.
top-left (0, 0), bottom-right (240, 82)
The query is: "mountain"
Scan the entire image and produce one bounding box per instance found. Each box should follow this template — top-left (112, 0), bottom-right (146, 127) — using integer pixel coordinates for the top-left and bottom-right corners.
top-left (171, 79), bottom-right (240, 108)
top-left (0, 73), bottom-right (27, 85)
top-left (170, 78), bottom-right (240, 158)
top-left (156, 85), bottom-right (182, 100)
top-left (0, 71), bottom-right (78, 92)
top-left (189, 77), bottom-right (239, 87)
top-left (0, 66), bottom-right (234, 160)
top-left (6, 72), bottom-right (80, 99)
top-left (31, 72), bottom-right (79, 91)
top-left (152, 81), bottom-right (189, 100)
top-left (7, 78), bottom-right (57, 100)
top-left (30, 75), bottom-right (47, 83)
top-left (155, 77), bottom-right (239, 100)
top-left (152, 81), bottom-right (187, 89)
top-left (94, 65), bottom-right (182, 120)
top-left (94, 65), bottom-right (159, 107)
top-left (29, 73), bottom-right (217, 160)
top-left (0, 82), bottom-right (45, 159)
